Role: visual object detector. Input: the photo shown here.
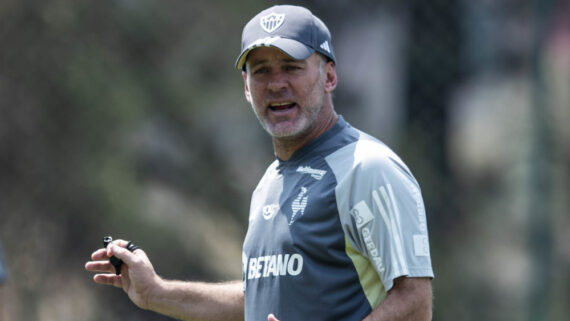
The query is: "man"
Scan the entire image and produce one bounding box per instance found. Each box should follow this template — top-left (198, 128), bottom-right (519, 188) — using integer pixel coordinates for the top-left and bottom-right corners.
top-left (86, 5), bottom-right (434, 321)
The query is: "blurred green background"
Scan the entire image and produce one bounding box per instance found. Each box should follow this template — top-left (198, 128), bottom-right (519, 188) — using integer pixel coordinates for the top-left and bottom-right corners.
top-left (0, 0), bottom-right (568, 320)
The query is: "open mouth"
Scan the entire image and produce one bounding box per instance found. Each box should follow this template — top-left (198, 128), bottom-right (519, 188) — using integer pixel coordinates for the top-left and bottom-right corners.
top-left (269, 102), bottom-right (297, 112)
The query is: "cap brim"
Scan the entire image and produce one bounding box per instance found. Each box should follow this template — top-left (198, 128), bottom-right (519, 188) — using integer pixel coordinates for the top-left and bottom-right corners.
top-left (235, 38), bottom-right (314, 70)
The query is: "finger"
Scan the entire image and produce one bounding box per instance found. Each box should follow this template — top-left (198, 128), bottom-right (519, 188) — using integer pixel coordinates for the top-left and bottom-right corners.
top-left (93, 273), bottom-right (123, 288)
top-left (85, 260), bottom-right (115, 274)
top-left (105, 239), bottom-right (129, 256)
top-left (109, 244), bottom-right (137, 265)
top-left (268, 314), bottom-right (279, 321)
top-left (91, 248), bottom-right (109, 261)
top-left (106, 239), bottom-right (145, 261)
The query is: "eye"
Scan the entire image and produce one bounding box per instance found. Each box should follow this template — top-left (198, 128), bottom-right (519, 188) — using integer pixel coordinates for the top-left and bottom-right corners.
top-left (285, 65), bottom-right (301, 71)
top-left (252, 66), bottom-right (269, 75)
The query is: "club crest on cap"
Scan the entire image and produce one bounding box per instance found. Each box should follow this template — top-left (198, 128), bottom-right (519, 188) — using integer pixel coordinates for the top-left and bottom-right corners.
top-left (260, 13), bottom-right (285, 33)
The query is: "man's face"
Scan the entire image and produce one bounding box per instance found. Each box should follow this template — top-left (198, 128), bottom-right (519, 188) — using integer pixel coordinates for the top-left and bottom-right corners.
top-left (242, 47), bottom-right (333, 140)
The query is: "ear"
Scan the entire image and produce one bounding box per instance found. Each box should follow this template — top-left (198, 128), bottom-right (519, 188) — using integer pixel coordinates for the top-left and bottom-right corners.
top-left (242, 71), bottom-right (252, 103)
top-left (323, 62), bottom-right (337, 93)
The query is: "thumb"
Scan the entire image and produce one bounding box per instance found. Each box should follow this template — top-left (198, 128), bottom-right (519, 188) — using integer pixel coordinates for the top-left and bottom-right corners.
top-left (268, 314), bottom-right (280, 321)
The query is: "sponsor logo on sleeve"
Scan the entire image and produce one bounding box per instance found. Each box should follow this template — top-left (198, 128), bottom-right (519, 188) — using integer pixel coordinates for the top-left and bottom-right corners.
top-left (413, 234), bottom-right (430, 257)
top-left (350, 201), bottom-right (385, 273)
top-left (361, 227), bottom-right (385, 273)
top-left (409, 182), bottom-right (428, 233)
top-left (262, 204), bottom-right (280, 220)
top-left (350, 200), bottom-right (375, 228)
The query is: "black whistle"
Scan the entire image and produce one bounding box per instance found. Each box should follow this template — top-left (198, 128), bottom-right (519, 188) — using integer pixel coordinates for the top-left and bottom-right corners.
top-left (103, 236), bottom-right (123, 275)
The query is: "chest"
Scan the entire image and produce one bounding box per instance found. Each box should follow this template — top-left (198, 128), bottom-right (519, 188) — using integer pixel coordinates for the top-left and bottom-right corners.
top-left (243, 161), bottom-right (346, 263)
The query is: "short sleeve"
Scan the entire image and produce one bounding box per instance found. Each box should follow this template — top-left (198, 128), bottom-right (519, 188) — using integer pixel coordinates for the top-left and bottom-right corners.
top-left (326, 139), bottom-right (434, 291)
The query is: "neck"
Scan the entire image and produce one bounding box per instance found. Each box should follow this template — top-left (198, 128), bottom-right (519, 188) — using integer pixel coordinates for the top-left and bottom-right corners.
top-left (273, 111), bottom-right (338, 161)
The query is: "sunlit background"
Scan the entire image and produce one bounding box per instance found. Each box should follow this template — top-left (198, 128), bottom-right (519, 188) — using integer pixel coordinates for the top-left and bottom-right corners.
top-left (0, 0), bottom-right (568, 320)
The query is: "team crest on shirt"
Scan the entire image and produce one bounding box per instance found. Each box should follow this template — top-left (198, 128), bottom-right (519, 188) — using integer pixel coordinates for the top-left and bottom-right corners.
top-left (260, 13), bottom-right (285, 33)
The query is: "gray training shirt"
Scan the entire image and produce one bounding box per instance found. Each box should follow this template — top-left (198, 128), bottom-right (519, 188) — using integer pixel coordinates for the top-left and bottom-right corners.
top-left (242, 116), bottom-right (434, 321)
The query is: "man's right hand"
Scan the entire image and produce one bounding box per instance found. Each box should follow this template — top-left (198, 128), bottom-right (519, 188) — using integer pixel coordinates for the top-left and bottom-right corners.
top-left (85, 239), bottom-right (161, 310)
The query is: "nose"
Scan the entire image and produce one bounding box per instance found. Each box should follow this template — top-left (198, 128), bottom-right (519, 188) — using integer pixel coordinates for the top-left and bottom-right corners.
top-left (267, 71), bottom-right (288, 93)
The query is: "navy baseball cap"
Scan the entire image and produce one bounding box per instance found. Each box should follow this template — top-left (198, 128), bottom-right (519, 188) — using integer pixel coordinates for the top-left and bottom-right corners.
top-left (236, 5), bottom-right (336, 70)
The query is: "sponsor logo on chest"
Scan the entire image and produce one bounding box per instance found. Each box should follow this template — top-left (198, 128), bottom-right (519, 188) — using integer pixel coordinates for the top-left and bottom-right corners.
top-left (262, 204), bottom-right (280, 220)
top-left (296, 166), bottom-right (327, 180)
top-left (246, 253), bottom-right (304, 279)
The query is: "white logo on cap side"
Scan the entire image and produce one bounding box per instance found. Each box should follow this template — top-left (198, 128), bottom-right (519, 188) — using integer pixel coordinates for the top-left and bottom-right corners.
top-left (320, 41), bottom-right (331, 53)
top-left (260, 13), bottom-right (285, 33)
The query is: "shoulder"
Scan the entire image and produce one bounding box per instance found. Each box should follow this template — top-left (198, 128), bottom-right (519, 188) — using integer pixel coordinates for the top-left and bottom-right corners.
top-left (252, 160), bottom-right (280, 190)
top-left (325, 130), bottom-right (413, 181)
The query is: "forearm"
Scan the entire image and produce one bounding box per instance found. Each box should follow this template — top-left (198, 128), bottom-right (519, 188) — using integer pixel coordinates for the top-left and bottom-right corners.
top-left (363, 277), bottom-right (432, 321)
top-left (148, 279), bottom-right (244, 321)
